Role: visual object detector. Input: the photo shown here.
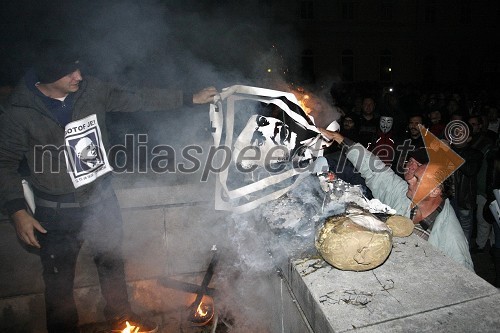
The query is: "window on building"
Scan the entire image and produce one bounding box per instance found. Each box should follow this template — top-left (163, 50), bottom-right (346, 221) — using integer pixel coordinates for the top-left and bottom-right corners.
top-left (380, 0), bottom-right (393, 21)
top-left (301, 49), bottom-right (315, 84)
top-left (300, 0), bottom-right (314, 20)
top-left (459, 0), bottom-right (471, 24)
top-left (342, 0), bottom-right (355, 20)
top-left (380, 49), bottom-right (392, 82)
top-left (341, 49), bottom-right (354, 82)
top-left (424, 0), bottom-right (436, 24)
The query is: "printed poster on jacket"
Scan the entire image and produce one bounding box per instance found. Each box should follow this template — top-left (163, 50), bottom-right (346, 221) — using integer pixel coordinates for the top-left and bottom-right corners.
top-left (63, 114), bottom-right (112, 188)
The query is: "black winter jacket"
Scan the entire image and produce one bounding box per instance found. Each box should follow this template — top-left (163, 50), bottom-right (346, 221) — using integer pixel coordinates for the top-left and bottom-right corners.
top-left (0, 74), bottom-right (187, 215)
top-left (451, 145), bottom-right (483, 210)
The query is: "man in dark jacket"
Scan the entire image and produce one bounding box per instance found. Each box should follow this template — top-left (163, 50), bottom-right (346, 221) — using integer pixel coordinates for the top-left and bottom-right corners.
top-left (445, 121), bottom-right (483, 245)
top-left (357, 96), bottom-right (379, 147)
top-left (0, 39), bottom-right (216, 333)
top-left (393, 114), bottom-right (426, 178)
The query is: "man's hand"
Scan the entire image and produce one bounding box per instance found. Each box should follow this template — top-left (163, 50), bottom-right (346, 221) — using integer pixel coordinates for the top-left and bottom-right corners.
top-left (193, 86), bottom-right (218, 104)
top-left (12, 209), bottom-right (46, 248)
top-left (318, 128), bottom-right (344, 144)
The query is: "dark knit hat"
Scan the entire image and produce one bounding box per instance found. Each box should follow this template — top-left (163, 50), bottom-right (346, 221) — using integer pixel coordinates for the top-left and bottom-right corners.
top-left (408, 147), bottom-right (429, 164)
top-left (34, 39), bottom-right (81, 84)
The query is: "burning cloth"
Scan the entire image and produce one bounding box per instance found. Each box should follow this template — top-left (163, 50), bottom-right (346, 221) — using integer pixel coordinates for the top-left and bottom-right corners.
top-left (209, 85), bottom-right (339, 213)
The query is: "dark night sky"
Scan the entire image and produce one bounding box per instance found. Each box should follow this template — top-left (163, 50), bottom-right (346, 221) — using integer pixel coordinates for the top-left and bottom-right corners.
top-left (0, 0), bottom-right (302, 90)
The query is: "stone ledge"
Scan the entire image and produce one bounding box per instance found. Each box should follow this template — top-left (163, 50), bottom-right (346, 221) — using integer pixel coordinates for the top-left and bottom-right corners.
top-left (285, 234), bottom-right (500, 333)
top-left (350, 293), bottom-right (500, 333)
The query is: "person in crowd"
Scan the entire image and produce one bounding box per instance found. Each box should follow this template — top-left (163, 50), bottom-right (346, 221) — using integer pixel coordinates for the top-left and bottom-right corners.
top-left (450, 112), bottom-right (465, 122)
top-left (350, 94), bottom-right (363, 116)
top-left (393, 114), bottom-right (426, 178)
top-left (323, 112), bottom-right (372, 199)
top-left (468, 114), bottom-right (492, 149)
top-left (367, 110), bottom-right (396, 166)
top-left (484, 146), bottom-right (500, 287)
top-left (318, 129), bottom-right (474, 271)
top-left (382, 91), bottom-right (405, 138)
top-left (445, 121), bottom-right (483, 245)
top-left (446, 98), bottom-right (462, 121)
top-left (403, 114), bottom-right (426, 148)
top-left (425, 94), bottom-right (438, 114)
top-left (428, 109), bottom-right (446, 138)
top-left (323, 112), bottom-right (359, 156)
top-left (0, 38), bottom-right (217, 333)
top-left (486, 107), bottom-right (499, 141)
top-left (340, 112), bottom-right (359, 142)
top-left (436, 93), bottom-right (447, 111)
top-left (467, 115), bottom-right (495, 252)
top-left (357, 96), bottom-right (379, 147)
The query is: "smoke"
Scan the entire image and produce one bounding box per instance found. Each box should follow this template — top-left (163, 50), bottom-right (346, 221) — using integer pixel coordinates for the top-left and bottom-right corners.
top-left (59, 0), bottom-right (312, 184)
top-left (26, 0), bottom-right (302, 92)
top-left (206, 175), bottom-right (327, 331)
top-left (59, 1), bottom-right (310, 330)
top-left (1, 1), bottom-right (340, 330)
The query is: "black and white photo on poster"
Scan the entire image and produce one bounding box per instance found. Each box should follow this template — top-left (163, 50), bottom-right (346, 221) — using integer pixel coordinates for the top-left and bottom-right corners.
top-left (210, 85), bottom-right (339, 213)
top-left (64, 114), bottom-right (112, 188)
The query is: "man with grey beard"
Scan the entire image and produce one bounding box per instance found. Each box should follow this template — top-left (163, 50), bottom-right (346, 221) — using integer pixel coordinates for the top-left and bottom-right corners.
top-left (318, 129), bottom-right (473, 271)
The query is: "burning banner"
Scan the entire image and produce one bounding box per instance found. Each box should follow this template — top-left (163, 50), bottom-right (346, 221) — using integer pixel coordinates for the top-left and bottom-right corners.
top-left (209, 85), bottom-right (339, 213)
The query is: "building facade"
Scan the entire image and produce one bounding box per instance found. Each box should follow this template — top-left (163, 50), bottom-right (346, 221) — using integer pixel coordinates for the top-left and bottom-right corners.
top-left (274, 0), bottom-right (500, 87)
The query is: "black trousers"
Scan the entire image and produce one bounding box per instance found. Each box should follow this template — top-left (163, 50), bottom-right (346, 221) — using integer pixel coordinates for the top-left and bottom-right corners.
top-left (35, 194), bottom-right (131, 333)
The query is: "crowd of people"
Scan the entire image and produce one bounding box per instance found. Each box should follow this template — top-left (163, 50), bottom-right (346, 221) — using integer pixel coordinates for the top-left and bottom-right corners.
top-left (321, 82), bottom-right (500, 286)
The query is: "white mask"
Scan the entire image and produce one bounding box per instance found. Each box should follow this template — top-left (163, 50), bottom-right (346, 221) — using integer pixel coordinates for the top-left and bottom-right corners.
top-left (379, 116), bottom-right (393, 133)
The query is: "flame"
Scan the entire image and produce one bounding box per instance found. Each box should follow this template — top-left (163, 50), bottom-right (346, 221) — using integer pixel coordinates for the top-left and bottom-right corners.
top-left (197, 301), bottom-right (208, 317)
top-left (189, 295), bottom-right (215, 326)
top-left (292, 88), bottom-right (313, 114)
top-left (121, 321), bottom-right (140, 333)
top-left (299, 94), bottom-right (312, 114)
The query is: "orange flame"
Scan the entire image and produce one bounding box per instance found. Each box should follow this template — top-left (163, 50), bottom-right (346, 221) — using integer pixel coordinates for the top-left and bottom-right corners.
top-left (121, 321), bottom-right (140, 333)
top-left (291, 87), bottom-right (313, 114)
top-left (197, 301), bottom-right (208, 317)
top-left (292, 88), bottom-right (312, 114)
top-left (298, 94), bottom-right (312, 114)
top-left (189, 295), bottom-right (215, 326)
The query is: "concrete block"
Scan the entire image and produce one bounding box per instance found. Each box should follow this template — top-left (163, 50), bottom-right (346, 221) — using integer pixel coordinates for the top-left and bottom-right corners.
top-left (0, 294), bottom-right (46, 333)
top-left (274, 272), bottom-right (314, 333)
top-left (161, 205), bottom-right (230, 276)
top-left (114, 182), bottom-right (214, 208)
top-left (288, 235), bottom-right (500, 333)
top-left (0, 222), bottom-right (44, 298)
top-left (351, 293), bottom-right (500, 333)
top-left (121, 208), bottom-right (169, 280)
